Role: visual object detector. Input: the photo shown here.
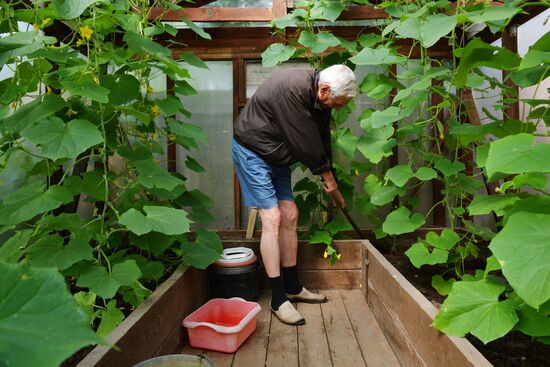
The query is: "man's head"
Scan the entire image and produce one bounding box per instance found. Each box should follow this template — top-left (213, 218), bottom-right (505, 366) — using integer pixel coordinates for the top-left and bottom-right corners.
top-left (317, 64), bottom-right (357, 110)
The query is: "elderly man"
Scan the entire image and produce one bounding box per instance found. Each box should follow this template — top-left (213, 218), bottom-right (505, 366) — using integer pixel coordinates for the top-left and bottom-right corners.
top-left (232, 64), bottom-right (357, 325)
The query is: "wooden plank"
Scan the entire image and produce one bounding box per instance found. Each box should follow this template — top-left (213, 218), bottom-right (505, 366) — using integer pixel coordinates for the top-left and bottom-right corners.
top-left (149, 7), bottom-right (273, 22)
top-left (78, 267), bottom-right (208, 367)
top-left (321, 290), bottom-right (366, 366)
top-left (361, 242), bottom-right (368, 300)
top-left (233, 58), bottom-right (243, 229)
top-left (341, 289), bottom-right (401, 367)
top-left (202, 350), bottom-right (234, 367)
top-left (233, 292), bottom-right (271, 366)
top-left (181, 343), bottom-right (203, 356)
top-left (154, 322), bottom-right (186, 357)
top-left (272, 0), bottom-right (287, 18)
top-left (297, 300), bottom-right (331, 367)
top-left (222, 240), bottom-right (363, 270)
top-left (299, 269), bottom-right (361, 290)
top-left (365, 241), bottom-right (493, 367)
top-left (339, 5), bottom-right (388, 20)
top-left (367, 283), bottom-right (426, 367)
top-left (265, 304), bottom-right (299, 367)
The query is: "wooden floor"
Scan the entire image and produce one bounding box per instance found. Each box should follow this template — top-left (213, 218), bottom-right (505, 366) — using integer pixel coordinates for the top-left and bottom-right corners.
top-left (182, 290), bottom-right (401, 367)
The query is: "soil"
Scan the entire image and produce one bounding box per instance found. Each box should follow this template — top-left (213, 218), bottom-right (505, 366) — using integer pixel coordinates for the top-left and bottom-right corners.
top-left (371, 236), bottom-right (550, 367)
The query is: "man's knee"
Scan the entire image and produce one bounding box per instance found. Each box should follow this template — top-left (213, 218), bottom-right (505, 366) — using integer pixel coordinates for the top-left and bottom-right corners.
top-left (280, 202), bottom-right (298, 228)
top-left (260, 207), bottom-right (282, 229)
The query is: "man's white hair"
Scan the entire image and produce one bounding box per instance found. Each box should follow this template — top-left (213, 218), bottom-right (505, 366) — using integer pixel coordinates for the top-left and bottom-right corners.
top-left (319, 64), bottom-right (357, 98)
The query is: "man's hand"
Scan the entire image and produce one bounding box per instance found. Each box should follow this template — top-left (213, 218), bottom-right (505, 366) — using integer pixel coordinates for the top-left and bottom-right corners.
top-left (320, 171), bottom-right (347, 209)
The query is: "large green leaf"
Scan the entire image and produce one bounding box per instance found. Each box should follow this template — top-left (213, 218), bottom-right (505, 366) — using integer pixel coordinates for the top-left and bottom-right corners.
top-left (357, 125), bottom-right (396, 164)
top-left (123, 31), bottom-right (171, 57)
top-left (455, 38), bottom-right (521, 88)
top-left (261, 43), bottom-right (296, 68)
top-left (462, 4), bottom-right (521, 24)
top-left (0, 182), bottom-right (72, 226)
top-left (361, 106), bottom-right (410, 128)
top-left (468, 194), bottom-right (520, 216)
top-left (101, 74), bottom-right (140, 106)
top-left (52, 0), bottom-right (100, 19)
top-left (26, 235), bottom-right (93, 270)
top-left (434, 158), bottom-right (465, 177)
top-left (515, 303), bottom-right (550, 337)
top-left (382, 207), bottom-right (425, 235)
top-left (489, 212), bottom-right (550, 308)
top-left (310, 0), bottom-right (345, 22)
top-left (0, 31), bottom-right (57, 66)
top-left (433, 280), bottom-right (518, 344)
top-left (180, 229), bottom-right (222, 269)
top-left (420, 14), bottom-right (457, 48)
top-left (21, 117), bottom-right (103, 160)
top-left (350, 46), bottom-right (407, 66)
top-left (2, 93), bottom-right (65, 133)
top-left (309, 230), bottom-right (333, 245)
top-left (119, 206), bottom-right (191, 236)
top-left (181, 18), bottom-right (212, 40)
top-left (325, 217), bottom-right (352, 236)
top-left (0, 230), bottom-right (32, 263)
top-left (0, 262), bottom-right (100, 367)
top-left (432, 275), bottom-right (456, 296)
top-left (385, 165), bottom-right (414, 187)
top-left (96, 300), bottom-right (124, 339)
top-left (134, 159), bottom-right (184, 191)
top-left (167, 118), bottom-right (208, 148)
top-left (129, 232), bottom-right (175, 257)
top-left (364, 175), bottom-right (403, 206)
top-left (427, 229), bottom-right (460, 250)
top-left (298, 31), bottom-right (340, 54)
top-left (405, 242), bottom-right (448, 268)
top-left (61, 80), bottom-right (110, 103)
top-left (77, 260), bottom-right (142, 299)
top-left (334, 128), bottom-right (358, 160)
top-left (486, 134), bottom-right (550, 178)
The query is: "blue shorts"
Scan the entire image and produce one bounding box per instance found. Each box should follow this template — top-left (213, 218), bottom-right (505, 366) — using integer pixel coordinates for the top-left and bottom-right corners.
top-left (232, 139), bottom-right (293, 209)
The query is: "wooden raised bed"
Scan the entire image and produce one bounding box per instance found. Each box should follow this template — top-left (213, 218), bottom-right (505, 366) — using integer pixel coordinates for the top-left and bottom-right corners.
top-left (77, 240), bottom-right (491, 367)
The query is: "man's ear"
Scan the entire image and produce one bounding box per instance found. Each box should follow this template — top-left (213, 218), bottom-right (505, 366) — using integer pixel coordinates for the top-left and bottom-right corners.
top-left (319, 84), bottom-right (331, 98)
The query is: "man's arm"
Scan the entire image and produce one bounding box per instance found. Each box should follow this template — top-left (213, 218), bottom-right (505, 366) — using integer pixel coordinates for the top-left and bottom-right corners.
top-left (320, 170), bottom-right (346, 209)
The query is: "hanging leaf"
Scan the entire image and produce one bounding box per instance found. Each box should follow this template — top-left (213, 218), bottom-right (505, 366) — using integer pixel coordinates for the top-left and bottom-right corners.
top-left (179, 51), bottom-right (208, 69)
top-left (184, 156), bottom-right (205, 172)
top-left (334, 128), bottom-right (358, 160)
top-left (350, 46), bottom-right (407, 66)
top-left (181, 18), bottom-right (211, 40)
top-left (119, 206), bottom-right (191, 236)
top-left (0, 230), bottom-right (32, 263)
top-left (261, 43), bottom-right (296, 67)
top-left (0, 182), bottom-right (72, 226)
top-left (52, 0), bottom-right (100, 19)
top-left (101, 74), bottom-right (140, 106)
top-left (325, 217), bottom-right (352, 236)
top-left (462, 4), bottom-right (522, 24)
top-left (61, 80), bottom-right (110, 103)
top-left (134, 159), bottom-right (184, 191)
top-left (77, 260), bottom-right (142, 299)
top-left (310, 0), bottom-right (345, 22)
top-left (96, 300), bottom-right (124, 339)
top-left (298, 31), bottom-right (340, 54)
top-left (357, 125), bottom-right (396, 164)
top-left (468, 194), bottom-right (520, 216)
top-left (0, 31), bottom-right (57, 66)
top-left (433, 280), bottom-right (518, 344)
top-left (361, 106), bottom-right (409, 129)
top-left (180, 228), bottom-right (222, 269)
top-left (385, 165), bottom-right (414, 187)
top-left (167, 118), bottom-right (208, 148)
top-left (419, 14), bottom-right (457, 48)
top-left (0, 263), bottom-right (100, 367)
top-left (434, 158), bottom-right (465, 177)
top-left (21, 117), bottom-right (103, 160)
top-left (415, 167), bottom-right (437, 181)
top-left (123, 31), bottom-right (171, 57)
top-left (309, 231), bottom-right (332, 245)
top-left (3, 93), bottom-right (65, 133)
top-left (382, 207), bottom-right (425, 235)
top-left (405, 242), bottom-right (448, 268)
top-left (129, 232), bottom-right (175, 257)
top-left (154, 96), bottom-right (185, 116)
top-left (489, 212), bottom-right (550, 308)
top-left (455, 38), bottom-right (521, 88)
top-left (26, 235), bottom-right (93, 270)
top-left (174, 80), bottom-right (198, 96)
top-left (486, 134), bottom-right (550, 179)
top-left (515, 302), bottom-right (550, 337)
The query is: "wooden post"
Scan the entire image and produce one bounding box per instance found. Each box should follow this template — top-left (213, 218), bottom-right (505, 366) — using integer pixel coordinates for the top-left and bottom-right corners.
top-left (233, 59), bottom-right (245, 229)
top-left (502, 25), bottom-right (520, 120)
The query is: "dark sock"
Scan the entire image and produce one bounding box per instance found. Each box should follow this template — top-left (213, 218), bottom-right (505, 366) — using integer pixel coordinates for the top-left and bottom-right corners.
top-left (270, 276), bottom-right (288, 311)
top-left (282, 265), bottom-right (302, 295)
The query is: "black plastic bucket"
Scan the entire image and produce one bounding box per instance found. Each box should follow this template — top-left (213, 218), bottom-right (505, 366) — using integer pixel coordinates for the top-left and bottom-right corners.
top-left (208, 261), bottom-right (262, 301)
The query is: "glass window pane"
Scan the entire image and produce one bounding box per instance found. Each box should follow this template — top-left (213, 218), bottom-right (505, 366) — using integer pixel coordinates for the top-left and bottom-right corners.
top-left (177, 61), bottom-right (234, 229)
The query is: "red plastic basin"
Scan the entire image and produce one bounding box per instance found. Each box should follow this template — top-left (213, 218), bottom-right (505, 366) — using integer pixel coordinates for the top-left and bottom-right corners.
top-left (183, 297), bottom-right (261, 353)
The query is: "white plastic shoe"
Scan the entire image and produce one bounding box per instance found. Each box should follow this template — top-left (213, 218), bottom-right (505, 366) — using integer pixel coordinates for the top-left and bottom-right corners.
top-left (271, 301), bottom-right (306, 326)
top-left (286, 287), bottom-right (328, 304)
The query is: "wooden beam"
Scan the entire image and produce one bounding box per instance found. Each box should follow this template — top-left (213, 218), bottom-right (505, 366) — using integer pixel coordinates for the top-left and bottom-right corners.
top-left (233, 58), bottom-right (244, 229)
top-left (149, 7), bottom-right (273, 22)
top-left (338, 6), bottom-right (388, 20)
top-left (272, 0), bottom-right (287, 18)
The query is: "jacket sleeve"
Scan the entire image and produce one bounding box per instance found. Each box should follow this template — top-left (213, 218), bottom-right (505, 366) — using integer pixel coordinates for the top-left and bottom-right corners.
top-left (272, 92), bottom-right (332, 175)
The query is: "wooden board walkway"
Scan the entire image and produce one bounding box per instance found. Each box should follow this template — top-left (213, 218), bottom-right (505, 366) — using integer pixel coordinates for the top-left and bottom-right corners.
top-left (181, 290), bottom-right (401, 367)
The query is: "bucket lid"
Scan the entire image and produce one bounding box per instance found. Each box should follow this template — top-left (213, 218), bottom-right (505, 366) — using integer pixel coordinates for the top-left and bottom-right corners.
top-left (215, 247), bottom-right (255, 266)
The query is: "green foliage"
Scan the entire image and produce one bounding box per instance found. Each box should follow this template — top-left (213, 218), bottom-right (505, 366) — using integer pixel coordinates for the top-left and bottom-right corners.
top-left (0, 1), bottom-right (222, 361)
top-left (264, 0), bottom-right (550, 345)
top-left (0, 262), bottom-right (101, 367)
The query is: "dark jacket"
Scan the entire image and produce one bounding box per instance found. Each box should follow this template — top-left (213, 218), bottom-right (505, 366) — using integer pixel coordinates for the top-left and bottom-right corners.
top-left (234, 68), bottom-right (332, 175)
